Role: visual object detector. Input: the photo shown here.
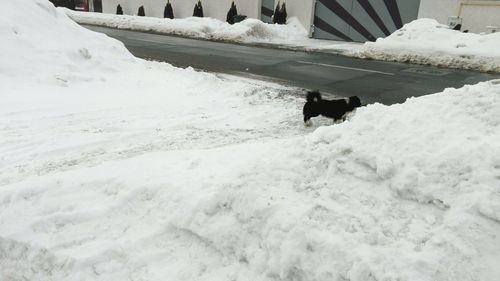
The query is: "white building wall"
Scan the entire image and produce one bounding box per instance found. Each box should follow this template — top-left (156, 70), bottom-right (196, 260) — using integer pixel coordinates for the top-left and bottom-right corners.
top-left (101, 0), bottom-right (315, 35)
top-left (418, 0), bottom-right (500, 33)
top-left (99, 0), bottom-right (500, 39)
top-left (102, 0), bottom-right (259, 21)
top-left (418, 0), bottom-right (457, 24)
top-left (274, 0), bottom-right (315, 35)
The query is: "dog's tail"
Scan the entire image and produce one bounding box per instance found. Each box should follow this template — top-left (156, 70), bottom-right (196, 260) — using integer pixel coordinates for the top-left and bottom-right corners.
top-left (306, 91), bottom-right (322, 103)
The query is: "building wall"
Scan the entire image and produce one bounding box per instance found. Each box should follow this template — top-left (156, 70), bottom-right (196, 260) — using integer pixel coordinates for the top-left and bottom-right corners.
top-left (102, 0), bottom-right (259, 20)
top-left (102, 0), bottom-right (316, 34)
top-left (274, 0), bottom-right (315, 35)
top-left (418, 0), bottom-right (500, 33)
top-left (100, 0), bottom-right (500, 40)
top-left (308, 0), bottom-right (421, 42)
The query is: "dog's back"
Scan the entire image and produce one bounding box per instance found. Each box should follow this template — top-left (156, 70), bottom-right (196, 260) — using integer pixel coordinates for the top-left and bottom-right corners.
top-left (303, 91), bottom-right (361, 123)
top-left (320, 99), bottom-right (351, 120)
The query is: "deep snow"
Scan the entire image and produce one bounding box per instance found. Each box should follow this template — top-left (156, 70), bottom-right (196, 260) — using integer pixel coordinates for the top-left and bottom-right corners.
top-left (351, 19), bottom-right (500, 73)
top-left (63, 8), bottom-right (360, 53)
top-left (1, 1), bottom-right (500, 281)
top-left (65, 10), bottom-right (500, 72)
top-left (64, 8), bottom-right (313, 45)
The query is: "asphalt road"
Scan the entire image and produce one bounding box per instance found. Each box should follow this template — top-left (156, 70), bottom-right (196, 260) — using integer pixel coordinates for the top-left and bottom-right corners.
top-left (84, 25), bottom-right (499, 105)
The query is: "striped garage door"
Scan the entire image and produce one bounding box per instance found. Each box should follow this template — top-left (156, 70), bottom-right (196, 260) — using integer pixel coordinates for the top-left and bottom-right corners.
top-left (261, 0), bottom-right (274, 24)
top-left (313, 0), bottom-right (420, 42)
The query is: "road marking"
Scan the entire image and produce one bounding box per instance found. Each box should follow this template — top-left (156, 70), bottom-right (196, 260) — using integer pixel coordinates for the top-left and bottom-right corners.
top-left (126, 37), bottom-right (169, 44)
top-left (296, 60), bottom-right (395, 76)
top-left (403, 67), bottom-right (450, 76)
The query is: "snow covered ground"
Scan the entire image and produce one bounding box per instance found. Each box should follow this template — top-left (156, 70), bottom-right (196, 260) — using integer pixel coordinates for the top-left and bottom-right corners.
top-left (65, 10), bottom-right (500, 73)
top-left (353, 19), bottom-right (500, 73)
top-left (63, 8), bottom-right (360, 53)
top-left (2, 1), bottom-right (500, 281)
top-left (74, 11), bottom-right (306, 43)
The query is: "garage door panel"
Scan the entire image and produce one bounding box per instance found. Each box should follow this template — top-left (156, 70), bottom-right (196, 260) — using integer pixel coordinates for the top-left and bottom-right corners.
top-left (313, 0), bottom-right (420, 42)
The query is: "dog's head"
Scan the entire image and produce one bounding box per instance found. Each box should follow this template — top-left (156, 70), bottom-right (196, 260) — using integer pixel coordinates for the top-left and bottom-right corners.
top-left (349, 96), bottom-right (362, 108)
top-left (303, 101), bottom-right (321, 124)
top-left (303, 91), bottom-right (322, 124)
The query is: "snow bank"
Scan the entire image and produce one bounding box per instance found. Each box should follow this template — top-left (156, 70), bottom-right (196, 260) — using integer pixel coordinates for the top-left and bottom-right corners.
top-left (65, 12), bottom-right (500, 72)
top-left (0, 1), bottom-right (135, 81)
top-left (2, 1), bottom-right (500, 281)
top-left (351, 18), bottom-right (500, 72)
top-left (64, 9), bottom-right (308, 44)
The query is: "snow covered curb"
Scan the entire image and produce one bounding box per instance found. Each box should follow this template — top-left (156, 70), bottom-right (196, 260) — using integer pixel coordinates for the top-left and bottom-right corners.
top-left (349, 19), bottom-right (500, 73)
top-left (65, 9), bottom-right (308, 44)
top-left (65, 10), bottom-right (500, 73)
top-left (350, 47), bottom-right (500, 73)
top-left (63, 9), bottom-right (357, 54)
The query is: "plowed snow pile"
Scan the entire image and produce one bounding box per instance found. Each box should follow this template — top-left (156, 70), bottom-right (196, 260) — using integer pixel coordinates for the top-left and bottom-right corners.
top-left (65, 8), bottom-right (308, 44)
top-left (65, 11), bottom-right (500, 72)
top-left (1, 1), bottom-right (500, 281)
top-left (351, 18), bottom-right (500, 72)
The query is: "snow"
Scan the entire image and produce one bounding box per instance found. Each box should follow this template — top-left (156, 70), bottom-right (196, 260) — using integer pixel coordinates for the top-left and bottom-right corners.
top-left (66, 8), bottom-right (307, 44)
top-left (63, 8), bottom-right (356, 52)
top-left (65, 10), bottom-right (500, 72)
top-left (2, 1), bottom-right (500, 281)
top-left (350, 18), bottom-right (500, 73)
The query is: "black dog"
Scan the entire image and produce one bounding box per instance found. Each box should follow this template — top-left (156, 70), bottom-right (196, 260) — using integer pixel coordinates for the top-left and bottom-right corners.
top-left (303, 91), bottom-right (361, 125)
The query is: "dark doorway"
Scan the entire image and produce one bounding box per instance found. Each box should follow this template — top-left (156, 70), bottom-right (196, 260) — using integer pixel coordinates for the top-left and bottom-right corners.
top-left (261, 0), bottom-right (274, 23)
top-left (75, 0), bottom-right (87, 11)
top-left (93, 0), bottom-right (102, 13)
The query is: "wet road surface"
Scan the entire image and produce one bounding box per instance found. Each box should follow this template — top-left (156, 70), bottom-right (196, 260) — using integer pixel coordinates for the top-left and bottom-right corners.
top-left (84, 25), bottom-right (500, 105)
